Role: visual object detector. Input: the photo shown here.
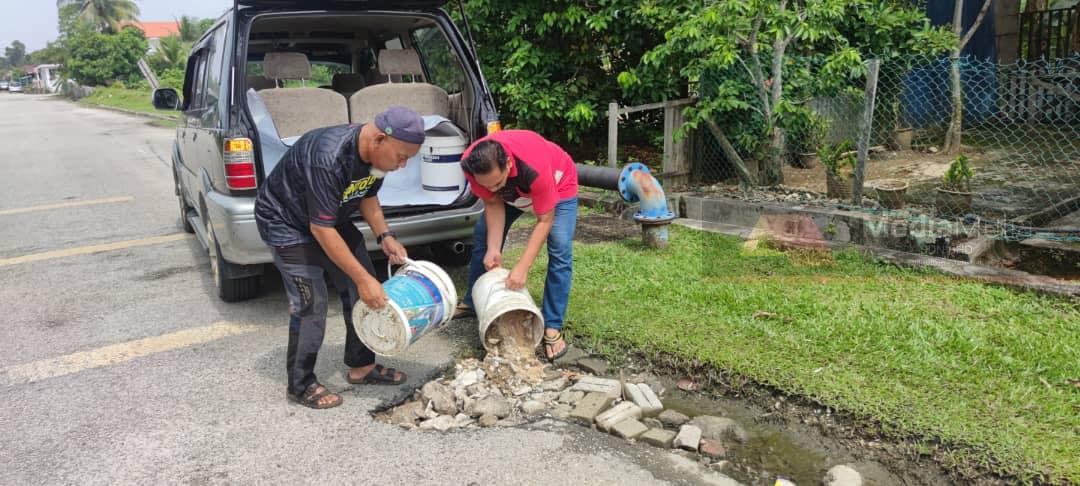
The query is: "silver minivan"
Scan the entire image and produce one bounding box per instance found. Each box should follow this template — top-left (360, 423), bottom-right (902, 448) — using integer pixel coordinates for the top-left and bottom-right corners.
top-left (153, 0), bottom-right (500, 301)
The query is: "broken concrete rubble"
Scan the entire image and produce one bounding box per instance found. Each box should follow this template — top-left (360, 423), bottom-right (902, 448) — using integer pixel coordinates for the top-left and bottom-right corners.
top-left (639, 428), bottom-right (677, 448)
top-left (596, 402), bottom-right (643, 432)
top-left (624, 383), bottom-right (663, 416)
top-left (570, 376), bottom-right (622, 399)
top-left (674, 424), bottom-right (703, 452)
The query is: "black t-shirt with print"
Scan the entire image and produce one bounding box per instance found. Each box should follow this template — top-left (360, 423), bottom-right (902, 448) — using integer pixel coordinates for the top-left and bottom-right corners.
top-left (255, 124), bottom-right (383, 247)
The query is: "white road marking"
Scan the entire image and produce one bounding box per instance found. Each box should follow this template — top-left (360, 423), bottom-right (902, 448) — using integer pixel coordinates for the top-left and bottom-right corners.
top-left (0, 196), bottom-right (135, 216)
top-left (0, 321), bottom-right (260, 386)
top-left (0, 233), bottom-right (189, 267)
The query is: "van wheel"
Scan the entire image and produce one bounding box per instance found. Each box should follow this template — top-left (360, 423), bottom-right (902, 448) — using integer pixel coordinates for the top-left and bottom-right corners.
top-left (206, 218), bottom-right (259, 302)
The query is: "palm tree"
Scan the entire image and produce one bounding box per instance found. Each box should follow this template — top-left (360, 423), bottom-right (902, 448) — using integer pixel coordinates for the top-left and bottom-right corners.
top-left (56, 0), bottom-right (140, 34)
top-left (177, 16), bottom-right (201, 43)
top-left (151, 35), bottom-right (189, 72)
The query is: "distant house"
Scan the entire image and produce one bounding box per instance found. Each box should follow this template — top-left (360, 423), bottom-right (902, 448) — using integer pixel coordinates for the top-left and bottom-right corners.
top-left (123, 21), bottom-right (181, 53)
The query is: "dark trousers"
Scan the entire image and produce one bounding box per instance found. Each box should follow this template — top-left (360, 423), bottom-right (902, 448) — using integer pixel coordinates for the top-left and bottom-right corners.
top-left (271, 223), bottom-right (376, 396)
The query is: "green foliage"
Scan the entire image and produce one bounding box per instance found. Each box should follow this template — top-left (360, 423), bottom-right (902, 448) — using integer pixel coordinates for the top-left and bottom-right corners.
top-left (513, 226), bottom-right (1080, 484)
top-left (157, 68), bottom-right (185, 90)
top-left (942, 154), bottom-right (974, 192)
top-left (818, 139), bottom-right (855, 179)
top-left (57, 0), bottom-right (140, 34)
top-left (786, 109), bottom-right (830, 155)
top-left (149, 35), bottom-right (190, 73)
top-left (65, 27), bottom-right (148, 86)
top-left (5, 40), bottom-right (26, 67)
top-left (459, 0), bottom-right (665, 144)
top-left (622, 0), bottom-right (956, 185)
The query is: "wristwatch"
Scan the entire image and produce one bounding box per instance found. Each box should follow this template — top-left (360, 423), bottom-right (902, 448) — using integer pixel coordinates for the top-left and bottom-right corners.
top-left (376, 230), bottom-right (397, 244)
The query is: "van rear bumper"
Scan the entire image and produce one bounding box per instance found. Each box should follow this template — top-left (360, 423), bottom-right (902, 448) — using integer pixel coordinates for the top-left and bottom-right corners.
top-left (205, 190), bottom-right (483, 265)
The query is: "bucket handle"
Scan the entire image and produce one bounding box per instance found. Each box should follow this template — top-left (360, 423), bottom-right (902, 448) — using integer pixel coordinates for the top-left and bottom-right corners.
top-left (386, 257), bottom-right (419, 277)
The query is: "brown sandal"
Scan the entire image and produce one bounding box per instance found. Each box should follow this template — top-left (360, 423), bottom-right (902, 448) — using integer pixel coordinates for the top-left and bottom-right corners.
top-left (288, 383), bottom-right (342, 409)
top-left (453, 303), bottom-right (476, 319)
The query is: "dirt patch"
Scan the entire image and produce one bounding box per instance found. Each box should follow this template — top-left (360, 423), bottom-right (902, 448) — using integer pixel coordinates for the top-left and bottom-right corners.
top-left (782, 150), bottom-right (966, 195)
top-left (505, 214), bottom-right (641, 249)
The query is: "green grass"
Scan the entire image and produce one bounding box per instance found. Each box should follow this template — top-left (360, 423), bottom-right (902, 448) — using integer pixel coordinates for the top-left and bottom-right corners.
top-left (512, 225), bottom-right (1080, 483)
top-left (78, 86), bottom-right (178, 127)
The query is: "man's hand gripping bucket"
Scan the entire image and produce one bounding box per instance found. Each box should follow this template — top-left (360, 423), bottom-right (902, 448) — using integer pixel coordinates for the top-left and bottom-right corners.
top-left (355, 258), bottom-right (457, 356)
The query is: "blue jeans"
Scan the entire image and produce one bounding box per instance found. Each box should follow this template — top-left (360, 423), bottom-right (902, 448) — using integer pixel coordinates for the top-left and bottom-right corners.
top-left (463, 197), bottom-right (578, 330)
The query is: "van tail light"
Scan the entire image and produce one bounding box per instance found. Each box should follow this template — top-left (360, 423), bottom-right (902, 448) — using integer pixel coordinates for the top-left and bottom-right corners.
top-left (486, 120), bottom-right (502, 135)
top-left (224, 138), bottom-right (257, 190)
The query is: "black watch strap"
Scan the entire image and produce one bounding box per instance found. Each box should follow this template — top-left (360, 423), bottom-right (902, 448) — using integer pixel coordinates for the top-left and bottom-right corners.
top-left (377, 231), bottom-right (397, 244)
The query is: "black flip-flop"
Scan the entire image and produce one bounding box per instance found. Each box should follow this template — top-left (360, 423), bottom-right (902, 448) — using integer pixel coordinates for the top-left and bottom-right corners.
top-left (347, 364), bottom-right (407, 385)
top-left (543, 331), bottom-right (569, 363)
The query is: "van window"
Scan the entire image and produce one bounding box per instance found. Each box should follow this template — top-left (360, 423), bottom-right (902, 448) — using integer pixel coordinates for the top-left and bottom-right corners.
top-left (279, 62), bottom-right (350, 88)
top-left (204, 25), bottom-right (227, 107)
top-left (412, 27), bottom-right (464, 94)
top-left (188, 51), bottom-right (209, 111)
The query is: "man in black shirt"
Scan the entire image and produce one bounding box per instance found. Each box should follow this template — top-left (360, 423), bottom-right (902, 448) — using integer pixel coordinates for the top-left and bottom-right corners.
top-left (255, 106), bottom-right (425, 409)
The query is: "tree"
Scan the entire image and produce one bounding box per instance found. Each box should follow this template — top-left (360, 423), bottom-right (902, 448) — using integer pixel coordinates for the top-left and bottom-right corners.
top-left (65, 27), bottom-right (148, 85)
top-left (149, 35), bottom-right (189, 73)
top-left (5, 40), bottom-right (26, 67)
top-left (942, 0), bottom-right (993, 155)
top-left (177, 16), bottom-right (201, 42)
top-left (57, 0), bottom-right (140, 34)
top-left (622, 0), bottom-right (954, 185)
top-left (460, 0), bottom-right (665, 145)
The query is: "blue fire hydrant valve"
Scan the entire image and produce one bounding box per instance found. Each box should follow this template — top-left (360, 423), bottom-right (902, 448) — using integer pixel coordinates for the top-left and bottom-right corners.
top-left (617, 162), bottom-right (676, 223)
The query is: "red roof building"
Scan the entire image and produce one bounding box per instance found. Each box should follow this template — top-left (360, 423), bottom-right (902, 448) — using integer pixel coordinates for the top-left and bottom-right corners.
top-left (131, 21), bottom-right (181, 40)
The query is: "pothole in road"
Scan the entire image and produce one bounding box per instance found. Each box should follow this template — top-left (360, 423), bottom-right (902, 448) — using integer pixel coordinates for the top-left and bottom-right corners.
top-left (373, 342), bottom-right (957, 485)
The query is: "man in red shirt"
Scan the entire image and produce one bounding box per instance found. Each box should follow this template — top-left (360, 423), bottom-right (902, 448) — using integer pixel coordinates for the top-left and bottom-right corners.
top-left (455, 130), bottom-right (578, 361)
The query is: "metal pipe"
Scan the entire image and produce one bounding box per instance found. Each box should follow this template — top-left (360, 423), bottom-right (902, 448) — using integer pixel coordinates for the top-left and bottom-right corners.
top-left (575, 162), bottom-right (676, 248)
top-left (575, 163), bottom-right (621, 191)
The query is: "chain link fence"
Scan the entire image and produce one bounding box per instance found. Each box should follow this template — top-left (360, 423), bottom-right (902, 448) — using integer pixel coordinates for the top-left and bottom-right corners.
top-left (692, 53), bottom-right (1080, 262)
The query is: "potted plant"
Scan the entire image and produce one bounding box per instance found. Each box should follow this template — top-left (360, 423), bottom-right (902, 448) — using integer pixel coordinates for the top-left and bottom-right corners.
top-left (794, 114), bottom-right (828, 169)
top-left (936, 154), bottom-right (974, 215)
top-left (872, 179), bottom-right (909, 209)
top-left (819, 139), bottom-right (856, 200)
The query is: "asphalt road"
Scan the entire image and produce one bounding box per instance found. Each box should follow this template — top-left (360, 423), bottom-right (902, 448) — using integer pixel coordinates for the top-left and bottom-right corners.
top-left (0, 94), bottom-right (737, 485)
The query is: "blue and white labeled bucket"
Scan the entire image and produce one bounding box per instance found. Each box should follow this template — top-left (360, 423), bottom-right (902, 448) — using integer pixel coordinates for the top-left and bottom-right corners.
top-left (356, 259), bottom-right (458, 356)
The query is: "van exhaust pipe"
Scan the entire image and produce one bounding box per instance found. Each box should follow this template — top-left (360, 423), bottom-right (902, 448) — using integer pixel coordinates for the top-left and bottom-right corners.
top-left (450, 241), bottom-right (467, 254)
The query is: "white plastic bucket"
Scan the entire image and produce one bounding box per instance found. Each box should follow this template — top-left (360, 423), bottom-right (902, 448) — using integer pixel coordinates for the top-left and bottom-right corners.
top-left (420, 135), bottom-right (467, 193)
top-left (355, 259), bottom-right (458, 356)
top-left (473, 268), bottom-right (544, 352)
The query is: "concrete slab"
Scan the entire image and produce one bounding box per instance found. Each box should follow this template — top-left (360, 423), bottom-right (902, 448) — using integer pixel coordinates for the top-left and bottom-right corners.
top-left (596, 402), bottom-right (643, 432)
top-left (624, 383), bottom-right (663, 416)
top-left (639, 428), bottom-right (677, 448)
top-left (674, 425), bottom-right (703, 452)
top-left (571, 376), bottom-right (622, 399)
top-left (569, 392), bottom-right (614, 425)
top-left (611, 418), bottom-right (649, 440)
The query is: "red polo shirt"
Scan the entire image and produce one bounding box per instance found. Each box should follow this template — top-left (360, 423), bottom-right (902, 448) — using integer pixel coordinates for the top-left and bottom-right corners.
top-left (462, 130), bottom-right (578, 215)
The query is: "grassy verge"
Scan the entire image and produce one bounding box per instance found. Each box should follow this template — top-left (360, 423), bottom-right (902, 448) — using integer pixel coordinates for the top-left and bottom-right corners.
top-left (78, 86), bottom-right (177, 127)
top-left (512, 225), bottom-right (1079, 483)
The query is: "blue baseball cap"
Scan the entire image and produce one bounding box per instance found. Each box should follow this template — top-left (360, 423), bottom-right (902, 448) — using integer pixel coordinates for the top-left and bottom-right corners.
top-left (374, 106), bottom-right (425, 145)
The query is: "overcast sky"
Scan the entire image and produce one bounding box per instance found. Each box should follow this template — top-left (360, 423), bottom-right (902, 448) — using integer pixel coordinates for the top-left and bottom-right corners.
top-left (2, 0), bottom-right (233, 52)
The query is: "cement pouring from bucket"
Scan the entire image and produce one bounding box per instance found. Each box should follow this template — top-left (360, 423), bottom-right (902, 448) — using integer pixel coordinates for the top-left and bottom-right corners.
top-left (471, 267), bottom-right (544, 359)
top-left (356, 258), bottom-right (457, 356)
